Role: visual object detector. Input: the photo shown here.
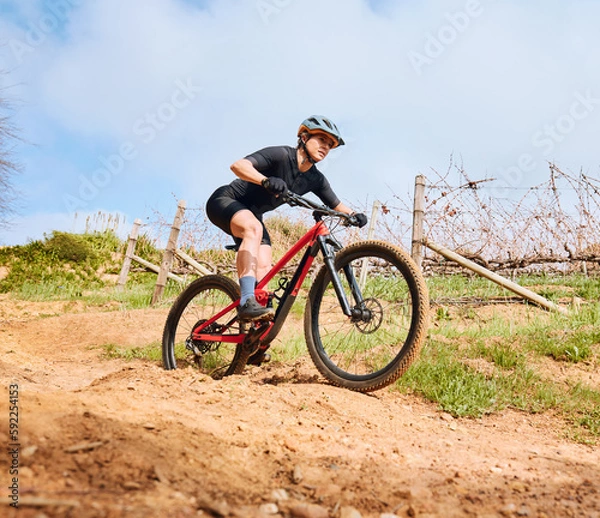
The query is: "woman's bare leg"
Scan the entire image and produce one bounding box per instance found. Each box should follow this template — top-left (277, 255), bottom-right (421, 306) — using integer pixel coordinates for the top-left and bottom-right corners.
top-left (230, 210), bottom-right (263, 279)
top-left (257, 244), bottom-right (273, 281)
top-left (229, 210), bottom-right (274, 320)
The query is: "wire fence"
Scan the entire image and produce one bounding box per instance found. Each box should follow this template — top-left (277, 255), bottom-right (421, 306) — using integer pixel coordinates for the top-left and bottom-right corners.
top-left (414, 161), bottom-right (600, 275)
top-left (145, 161), bottom-right (600, 277)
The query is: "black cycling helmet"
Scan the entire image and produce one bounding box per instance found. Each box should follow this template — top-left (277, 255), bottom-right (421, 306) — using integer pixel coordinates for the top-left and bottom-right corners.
top-left (297, 115), bottom-right (345, 148)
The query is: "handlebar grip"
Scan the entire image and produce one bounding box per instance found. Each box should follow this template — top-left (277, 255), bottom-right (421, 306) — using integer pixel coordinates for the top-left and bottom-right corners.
top-left (283, 192), bottom-right (299, 206)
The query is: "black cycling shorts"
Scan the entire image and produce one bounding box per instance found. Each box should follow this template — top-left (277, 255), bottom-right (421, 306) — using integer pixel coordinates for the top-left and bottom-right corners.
top-left (206, 186), bottom-right (272, 247)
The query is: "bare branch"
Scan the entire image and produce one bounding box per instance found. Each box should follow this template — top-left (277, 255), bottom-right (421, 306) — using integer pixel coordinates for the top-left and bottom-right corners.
top-left (0, 72), bottom-right (22, 230)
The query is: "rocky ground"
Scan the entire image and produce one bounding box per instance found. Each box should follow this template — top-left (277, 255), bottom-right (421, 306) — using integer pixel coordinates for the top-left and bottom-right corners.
top-left (0, 296), bottom-right (599, 517)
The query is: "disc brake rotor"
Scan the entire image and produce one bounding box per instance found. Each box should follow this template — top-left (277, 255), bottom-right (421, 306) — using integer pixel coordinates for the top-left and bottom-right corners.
top-left (186, 320), bottom-right (225, 355)
top-left (353, 298), bottom-right (383, 334)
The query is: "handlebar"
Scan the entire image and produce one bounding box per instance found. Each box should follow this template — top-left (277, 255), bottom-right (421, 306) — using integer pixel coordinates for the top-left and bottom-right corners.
top-left (283, 192), bottom-right (361, 226)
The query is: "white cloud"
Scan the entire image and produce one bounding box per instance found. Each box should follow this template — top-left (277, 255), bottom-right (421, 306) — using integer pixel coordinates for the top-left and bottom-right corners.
top-left (1, 0), bottom-right (599, 245)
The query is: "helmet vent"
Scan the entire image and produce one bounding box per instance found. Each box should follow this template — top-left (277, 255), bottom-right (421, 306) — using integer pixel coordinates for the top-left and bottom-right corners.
top-left (297, 115), bottom-right (345, 147)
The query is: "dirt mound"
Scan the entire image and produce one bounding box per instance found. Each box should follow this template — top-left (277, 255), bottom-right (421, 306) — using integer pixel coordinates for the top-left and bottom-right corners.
top-left (0, 302), bottom-right (599, 517)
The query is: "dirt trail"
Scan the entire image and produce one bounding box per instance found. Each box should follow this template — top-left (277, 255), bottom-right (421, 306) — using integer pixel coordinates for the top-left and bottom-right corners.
top-left (0, 298), bottom-right (599, 518)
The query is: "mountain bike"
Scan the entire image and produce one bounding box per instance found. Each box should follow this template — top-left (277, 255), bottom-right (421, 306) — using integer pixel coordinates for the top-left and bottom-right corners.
top-left (162, 192), bottom-right (429, 392)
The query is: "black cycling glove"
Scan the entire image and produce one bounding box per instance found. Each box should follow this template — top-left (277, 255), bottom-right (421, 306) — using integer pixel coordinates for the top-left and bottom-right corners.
top-left (350, 212), bottom-right (368, 228)
top-left (261, 177), bottom-right (288, 196)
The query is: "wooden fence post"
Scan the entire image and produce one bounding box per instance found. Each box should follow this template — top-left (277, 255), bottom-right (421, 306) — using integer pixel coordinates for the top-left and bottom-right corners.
top-left (367, 200), bottom-right (381, 240)
top-left (151, 200), bottom-right (186, 305)
top-left (411, 175), bottom-right (426, 269)
top-left (359, 201), bottom-right (381, 290)
top-left (117, 218), bottom-right (142, 290)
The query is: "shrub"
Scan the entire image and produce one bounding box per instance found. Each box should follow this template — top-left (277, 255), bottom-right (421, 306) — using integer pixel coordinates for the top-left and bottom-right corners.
top-left (0, 230), bottom-right (124, 296)
top-left (44, 231), bottom-right (97, 263)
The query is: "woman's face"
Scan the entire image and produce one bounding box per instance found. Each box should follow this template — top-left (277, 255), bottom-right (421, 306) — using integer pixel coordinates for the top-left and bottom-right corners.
top-left (304, 132), bottom-right (336, 162)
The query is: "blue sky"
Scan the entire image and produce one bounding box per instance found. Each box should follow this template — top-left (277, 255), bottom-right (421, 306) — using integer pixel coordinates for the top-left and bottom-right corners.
top-left (0, 0), bottom-right (599, 245)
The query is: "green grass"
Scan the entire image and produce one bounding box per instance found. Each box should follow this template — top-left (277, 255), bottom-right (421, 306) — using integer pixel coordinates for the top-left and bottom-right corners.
top-left (568, 385), bottom-right (600, 439)
top-left (427, 273), bottom-right (510, 300)
top-left (397, 337), bottom-right (592, 419)
top-left (520, 272), bottom-right (600, 300)
top-left (272, 333), bottom-right (307, 362)
top-left (471, 340), bottom-right (524, 370)
top-left (522, 330), bottom-right (594, 363)
top-left (2, 274), bottom-right (186, 309)
top-left (399, 339), bottom-right (502, 417)
top-left (85, 276), bottom-right (187, 309)
top-left (396, 274), bottom-right (600, 443)
top-left (102, 342), bottom-right (165, 362)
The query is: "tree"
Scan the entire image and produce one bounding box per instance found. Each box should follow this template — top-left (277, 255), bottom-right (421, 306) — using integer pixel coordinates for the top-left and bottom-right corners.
top-left (0, 82), bottom-right (20, 230)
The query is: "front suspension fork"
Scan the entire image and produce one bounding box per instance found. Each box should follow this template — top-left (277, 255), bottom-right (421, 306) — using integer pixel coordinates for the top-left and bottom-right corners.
top-left (317, 236), bottom-right (365, 318)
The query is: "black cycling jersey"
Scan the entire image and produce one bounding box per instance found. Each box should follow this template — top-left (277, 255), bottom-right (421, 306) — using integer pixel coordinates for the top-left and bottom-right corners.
top-left (206, 145), bottom-right (341, 244)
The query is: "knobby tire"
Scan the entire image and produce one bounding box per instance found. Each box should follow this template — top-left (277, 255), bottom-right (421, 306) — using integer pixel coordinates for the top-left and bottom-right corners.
top-left (305, 241), bottom-right (429, 392)
top-left (162, 275), bottom-right (249, 379)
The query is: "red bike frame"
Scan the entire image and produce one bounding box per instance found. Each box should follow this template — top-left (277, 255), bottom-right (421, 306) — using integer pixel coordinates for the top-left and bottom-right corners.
top-left (190, 217), bottom-right (332, 345)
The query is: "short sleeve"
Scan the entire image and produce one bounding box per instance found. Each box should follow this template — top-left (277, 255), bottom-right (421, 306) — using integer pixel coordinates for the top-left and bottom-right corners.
top-left (315, 174), bottom-right (341, 209)
top-left (244, 146), bottom-right (288, 173)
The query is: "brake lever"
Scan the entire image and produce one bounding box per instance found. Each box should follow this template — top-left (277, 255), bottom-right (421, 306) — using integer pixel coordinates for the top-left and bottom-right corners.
top-left (283, 193), bottom-right (299, 207)
top-left (343, 214), bottom-right (358, 227)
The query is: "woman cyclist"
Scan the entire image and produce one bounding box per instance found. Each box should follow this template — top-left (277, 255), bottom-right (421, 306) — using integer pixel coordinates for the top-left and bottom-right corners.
top-left (206, 115), bottom-right (367, 321)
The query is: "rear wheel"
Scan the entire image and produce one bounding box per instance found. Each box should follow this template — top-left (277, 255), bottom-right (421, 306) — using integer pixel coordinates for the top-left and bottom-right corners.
top-left (162, 275), bottom-right (248, 379)
top-left (305, 241), bottom-right (429, 392)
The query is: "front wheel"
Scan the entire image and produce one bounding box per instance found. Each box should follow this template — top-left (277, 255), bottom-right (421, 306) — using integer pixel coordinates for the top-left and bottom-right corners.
top-left (305, 241), bottom-right (429, 392)
top-left (162, 275), bottom-right (249, 379)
